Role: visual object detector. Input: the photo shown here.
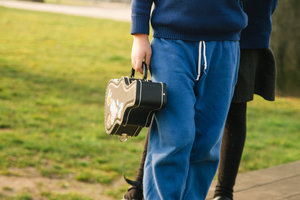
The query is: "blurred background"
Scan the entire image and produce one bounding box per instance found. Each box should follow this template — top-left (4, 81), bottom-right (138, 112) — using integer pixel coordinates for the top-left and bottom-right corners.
top-left (0, 0), bottom-right (299, 200)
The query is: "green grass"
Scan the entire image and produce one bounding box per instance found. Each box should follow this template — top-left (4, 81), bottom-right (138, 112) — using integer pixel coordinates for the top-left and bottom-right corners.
top-left (41, 192), bottom-right (92, 200)
top-left (0, 192), bottom-right (92, 200)
top-left (0, 6), bottom-right (299, 200)
top-left (241, 96), bottom-right (300, 172)
top-left (0, 6), bottom-right (146, 185)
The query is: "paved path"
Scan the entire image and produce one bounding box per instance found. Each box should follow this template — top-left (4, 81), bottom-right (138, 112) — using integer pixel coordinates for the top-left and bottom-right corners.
top-left (0, 0), bottom-right (131, 21)
top-left (206, 160), bottom-right (300, 200)
top-left (1, 1), bottom-right (300, 199)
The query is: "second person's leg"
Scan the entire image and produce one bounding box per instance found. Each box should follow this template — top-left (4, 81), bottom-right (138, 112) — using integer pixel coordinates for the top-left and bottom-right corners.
top-left (213, 102), bottom-right (247, 200)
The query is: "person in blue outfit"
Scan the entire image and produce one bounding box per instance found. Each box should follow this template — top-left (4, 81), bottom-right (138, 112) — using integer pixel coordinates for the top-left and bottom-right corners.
top-left (127, 0), bottom-right (278, 200)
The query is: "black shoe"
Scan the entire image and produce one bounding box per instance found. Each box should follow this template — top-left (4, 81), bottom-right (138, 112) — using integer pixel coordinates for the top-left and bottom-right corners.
top-left (122, 176), bottom-right (144, 200)
top-left (213, 196), bottom-right (232, 200)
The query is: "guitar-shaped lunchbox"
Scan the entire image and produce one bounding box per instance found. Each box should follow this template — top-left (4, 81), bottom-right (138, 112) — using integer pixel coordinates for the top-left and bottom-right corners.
top-left (104, 63), bottom-right (167, 141)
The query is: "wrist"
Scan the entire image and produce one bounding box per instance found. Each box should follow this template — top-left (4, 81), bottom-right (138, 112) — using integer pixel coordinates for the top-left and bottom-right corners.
top-left (133, 34), bottom-right (149, 40)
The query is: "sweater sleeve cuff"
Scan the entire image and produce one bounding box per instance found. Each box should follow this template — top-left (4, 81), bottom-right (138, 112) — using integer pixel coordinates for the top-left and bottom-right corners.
top-left (240, 30), bottom-right (271, 49)
top-left (131, 15), bottom-right (150, 35)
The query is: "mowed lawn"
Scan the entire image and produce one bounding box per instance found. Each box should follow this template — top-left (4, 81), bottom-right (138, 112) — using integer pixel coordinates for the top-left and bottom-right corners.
top-left (0, 6), bottom-right (299, 200)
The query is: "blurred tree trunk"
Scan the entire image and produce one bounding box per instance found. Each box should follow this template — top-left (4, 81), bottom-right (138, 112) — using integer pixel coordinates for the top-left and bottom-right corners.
top-left (271, 0), bottom-right (300, 96)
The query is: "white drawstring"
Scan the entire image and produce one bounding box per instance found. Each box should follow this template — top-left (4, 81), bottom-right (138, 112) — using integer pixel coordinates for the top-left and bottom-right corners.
top-left (196, 41), bottom-right (207, 81)
top-left (196, 42), bottom-right (202, 81)
top-left (203, 41), bottom-right (207, 71)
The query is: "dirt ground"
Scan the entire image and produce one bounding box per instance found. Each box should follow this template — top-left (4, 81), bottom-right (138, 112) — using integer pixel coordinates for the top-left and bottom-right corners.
top-left (0, 168), bottom-right (121, 200)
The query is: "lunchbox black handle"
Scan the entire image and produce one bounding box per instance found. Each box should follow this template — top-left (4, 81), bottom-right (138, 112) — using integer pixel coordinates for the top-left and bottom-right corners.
top-left (131, 62), bottom-right (148, 80)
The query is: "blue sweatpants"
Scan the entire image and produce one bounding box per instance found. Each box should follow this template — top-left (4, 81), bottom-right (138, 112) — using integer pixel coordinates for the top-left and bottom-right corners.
top-left (143, 38), bottom-right (240, 200)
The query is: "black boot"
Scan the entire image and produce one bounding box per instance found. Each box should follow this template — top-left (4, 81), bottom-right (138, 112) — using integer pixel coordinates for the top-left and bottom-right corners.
top-left (213, 196), bottom-right (233, 200)
top-left (122, 177), bottom-right (144, 200)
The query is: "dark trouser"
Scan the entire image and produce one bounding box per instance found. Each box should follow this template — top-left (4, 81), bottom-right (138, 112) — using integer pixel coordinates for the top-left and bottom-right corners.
top-left (213, 102), bottom-right (247, 199)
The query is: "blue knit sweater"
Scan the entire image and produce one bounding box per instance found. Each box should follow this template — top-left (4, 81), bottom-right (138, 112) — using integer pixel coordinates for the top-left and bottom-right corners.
top-left (240, 0), bottom-right (278, 48)
top-left (131, 0), bottom-right (278, 48)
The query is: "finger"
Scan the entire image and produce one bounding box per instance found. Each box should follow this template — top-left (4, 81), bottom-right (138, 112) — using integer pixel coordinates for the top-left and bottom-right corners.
top-left (145, 51), bottom-right (152, 68)
top-left (135, 57), bottom-right (143, 74)
top-left (131, 59), bottom-right (135, 71)
top-left (131, 52), bottom-right (137, 70)
top-left (131, 53), bottom-right (135, 68)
